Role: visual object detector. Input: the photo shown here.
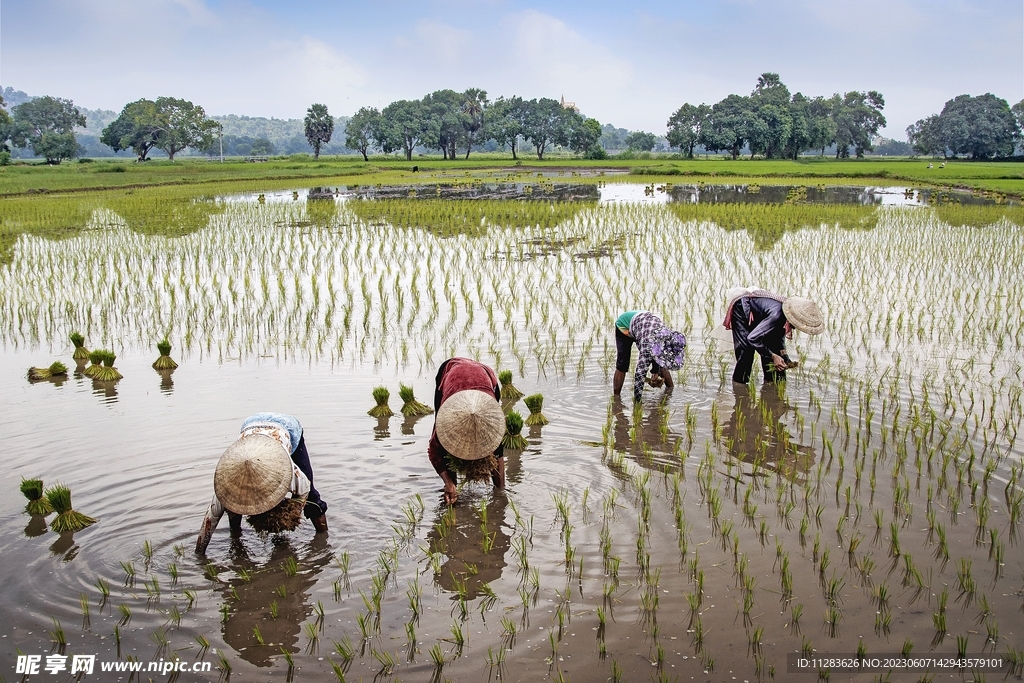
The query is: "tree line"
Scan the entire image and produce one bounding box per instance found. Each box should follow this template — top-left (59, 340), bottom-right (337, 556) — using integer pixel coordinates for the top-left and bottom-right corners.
top-left (3, 77), bottom-right (1024, 164)
top-left (666, 73), bottom-right (888, 159)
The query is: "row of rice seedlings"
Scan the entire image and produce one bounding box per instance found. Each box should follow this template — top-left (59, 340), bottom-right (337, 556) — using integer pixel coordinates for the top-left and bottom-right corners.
top-left (4, 198), bottom-right (1019, 411)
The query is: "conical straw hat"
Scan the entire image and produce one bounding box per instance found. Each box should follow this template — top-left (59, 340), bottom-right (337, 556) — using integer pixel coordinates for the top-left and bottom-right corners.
top-left (782, 297), bottom-right (825, 335)
top-left (214, 434), bottom-right (292, 515)
top-left (436, 389), bottom-right (505, 461)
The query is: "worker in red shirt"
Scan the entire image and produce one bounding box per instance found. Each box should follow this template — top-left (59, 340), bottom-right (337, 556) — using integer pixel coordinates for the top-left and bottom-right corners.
top-left (427, 358), bottom-right (506, 505)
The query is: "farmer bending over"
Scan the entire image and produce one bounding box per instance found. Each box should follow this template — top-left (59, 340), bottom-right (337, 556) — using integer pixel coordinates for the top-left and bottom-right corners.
top-left (428, 358), bottom-right (506, 505)
top-left (724, 287), bottom-right (824, 384)
top-left (195, 412), bottom-right (328, 554)
top-left (612, 310), bottom-right (687, 402)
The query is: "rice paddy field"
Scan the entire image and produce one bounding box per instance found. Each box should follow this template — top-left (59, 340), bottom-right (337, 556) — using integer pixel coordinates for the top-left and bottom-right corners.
top-left (2, 181), bottom-right (1024, 682)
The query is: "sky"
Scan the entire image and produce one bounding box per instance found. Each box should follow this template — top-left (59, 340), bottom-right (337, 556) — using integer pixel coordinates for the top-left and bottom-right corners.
top-left (1, 0), bottom-right (1022, 138)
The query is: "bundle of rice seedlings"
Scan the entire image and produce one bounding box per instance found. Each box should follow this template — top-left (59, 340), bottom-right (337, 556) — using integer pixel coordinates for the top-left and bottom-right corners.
top-left (498, 370), bottom-right (524, 402)
top-left (152, 339), bottom-right (178, 370)
top-left (27, 361), bottom-right (69, 381)
top-left (70, 332), bottom-right (90, 362)
top-left (523, 394), bottom-right (549, 426)
top-left (247, 496), bottom-right (307, 533)
top-left (445, 454), bottom-right (499, 482)
top-left (399, 383), bottom-right (433, 416)
top-left (93, 351), bottom-right (123, 381)
top-left (21, 478), bottom-right (53, 515)
top-left (502, 411), bottom-right (528, 450)
top-left (368, 386), bottom-right (394, 417)
top-left (83, 350), bottom-right (104, 379)
top-left (46, 484), bottom-right (97, 533)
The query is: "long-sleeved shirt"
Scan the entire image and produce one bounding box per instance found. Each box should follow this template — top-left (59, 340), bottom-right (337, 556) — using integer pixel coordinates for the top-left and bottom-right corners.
top-left (427, 358), bottom-right (503, 474)
top-left (629, 311), bottom-right (667, 402)
top-left (196, 413), bottom-right (313, 553)
top-left (733, 296), bottom-right (788, 357)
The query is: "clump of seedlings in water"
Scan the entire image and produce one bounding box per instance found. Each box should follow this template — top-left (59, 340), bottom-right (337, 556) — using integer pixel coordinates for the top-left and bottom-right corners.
top-left (46, 483), bottom-right (97, 532)
top-left (398, 383), bottom-right (432, 416)
top-left (498, 370), bottom-right (524, 402)
top-left (27, 361), bottom-right (68, 381)
top-left (368, 385), bottom-right (394, 417)
top-left (502, 410), bottom-right (528, 450)
top-left (152, 338), bottom-right (178, 370)
top-left (21, 478), bottom-right (54, 515)
top-left (523, 393), bottom-right (549, 426)
top-left (70, 331), bottom-right (90, 362)
top-left (86, 350), bottom-right (123, 381)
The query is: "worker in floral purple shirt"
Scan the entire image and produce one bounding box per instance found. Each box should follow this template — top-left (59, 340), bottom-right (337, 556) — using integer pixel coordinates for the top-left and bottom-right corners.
top-left (613, 311), bottom-right (687, 402)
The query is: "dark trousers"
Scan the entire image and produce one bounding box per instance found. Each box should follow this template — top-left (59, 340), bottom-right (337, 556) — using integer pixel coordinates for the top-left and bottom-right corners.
top-left (291, 435), bottom-right (328, 519)
top-left (730, 310), bottom-right (787, 384)
top-left (614, 327), bottom-right (662, 374)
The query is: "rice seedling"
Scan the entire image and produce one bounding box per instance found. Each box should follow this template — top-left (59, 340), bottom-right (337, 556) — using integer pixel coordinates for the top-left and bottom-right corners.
top-left (498, 369), bottom-right (525, 402)
top-left (523, 393), bottom-right (549, 426)
top-left (152, 338), bottom-right (178, 370)
top-left (367, 385), bottom-right (394, 417)
top-left (398, 382), bottom-right (432, 415)
top-left (824, 607), bottom-right (841, 638)
top-left (45, 483), bottom-right (97, 532)
top-left (70, 331), bottom-right (90, 361)
top-left (117, 603), bottom-right (132, 625)
top-left (20, 477), bottom-right (53, 515)
top-left (502, 410), bottom-right (528, 450)
top-left (91, 349), bottom-right (123, 381)
top-left (27, 361), bottom-right (68, 381)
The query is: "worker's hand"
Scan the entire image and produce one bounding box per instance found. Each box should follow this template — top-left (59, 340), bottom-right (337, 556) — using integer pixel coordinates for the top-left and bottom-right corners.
top-left (771, 353), bottom-right (788, 372)
top-left (646, 374), bottom-right (664, 388)
top-left (312, 514), bottom-right (328, 534)
top-left (444, 481), bottom-right (458, 506)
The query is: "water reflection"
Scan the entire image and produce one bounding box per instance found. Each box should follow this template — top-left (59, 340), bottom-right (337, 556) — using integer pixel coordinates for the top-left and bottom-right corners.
top-left (426, 494), bottom-right (510, 600)
top-left (23, 513), bottom-right (49, 538)
top-left (49, 531), bottom-right (79, 563)
top-left (719, 383), bottom-right (815, 481)
top-left (373, 416), bottom-right (391, 440)
top-left (91, 379), bottom-right (119, 402)
top-left (400, 414), bottom-right (427, 436)
top-left (216, 535), bottom-right (332, 667)
top-left (156, 368), bottom-right (175, 394)
top-left (608, 396), bottom-right (685, 472)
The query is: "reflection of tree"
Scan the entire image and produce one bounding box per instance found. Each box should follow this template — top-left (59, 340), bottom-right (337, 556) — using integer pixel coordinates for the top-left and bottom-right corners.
top-left (216, 536), bottom-right (332, 667)
top-left (609, 397), bottom-right (685, 473)
top-left (719, 383), bottom-right (815, 481)
top-left (426, 494), bottom-right (510, 600)
top-left (105, 192), bottom-right (224, 238)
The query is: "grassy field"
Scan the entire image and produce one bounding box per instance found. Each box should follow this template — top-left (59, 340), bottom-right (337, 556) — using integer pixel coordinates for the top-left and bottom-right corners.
top-left (1, 154), bottom-right (1022, 196)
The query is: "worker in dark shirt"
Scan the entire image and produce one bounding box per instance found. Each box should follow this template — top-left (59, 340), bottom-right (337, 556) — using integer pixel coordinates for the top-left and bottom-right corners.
top-left (724, 288), bottom-right (824, 384)
top-left (427, 358), bottom-right (506, 505)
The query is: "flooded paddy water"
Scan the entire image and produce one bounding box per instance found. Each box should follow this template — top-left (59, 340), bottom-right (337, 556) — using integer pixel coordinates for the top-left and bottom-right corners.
top-left (2, 182), bottom-right (1023, 682)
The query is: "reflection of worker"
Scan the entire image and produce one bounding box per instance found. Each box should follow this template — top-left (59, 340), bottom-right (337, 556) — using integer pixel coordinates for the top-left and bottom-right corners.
top-left (196, 413), bottom-right (328, 554)
top-left (219, 535), bottom-right (332, 667)
top-left (612, 311), bottom-right (687, 402)
top-left (428, 358), bottom-right (506, 505)
top-left (724, 288), bottom-right (823, 384)
top-left (721, 383), bottom-right (815, 479)
top-left (426, 494), bottom-right (510, 599)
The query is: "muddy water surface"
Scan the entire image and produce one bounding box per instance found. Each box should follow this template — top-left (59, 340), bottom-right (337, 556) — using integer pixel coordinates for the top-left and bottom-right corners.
top-left (2, 186), bottom-right (1023, 682)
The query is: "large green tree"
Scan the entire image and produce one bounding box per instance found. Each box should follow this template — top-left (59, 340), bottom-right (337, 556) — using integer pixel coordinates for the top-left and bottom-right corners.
top-left (485, 96), bottom-right (526, 159)
top-left (833, 91), bottom-right (886, 158)
top-left (624, 131), bottom-right (657, 152)
top-left (0, 95), bottom-right (12, 153)
top-left (10, 96), bottom-right (86, 163)
top-left (908, 94), bottom-right (1017, 159)
top-left (699, 94), bottom-right (752, 160)
top-left (303, 103), bottom-right (333, 159)
top-left (570, 117), bottom-right (603, 157)
top-left (101, 98), bottom-right (217, 161)
top-left (344, 106), bottom-right (380, 161)
top-left (747, 73), bottom-right (792, 159)
top-left (153, 97), bottom-right (219, 161)
top-left (422, 89), bottom-right (465, 159)
top-left (378, 99), bottom-right (429, 161)
top-left (522, 98), bottom-right (572, 160)
top-left (666, 103), bottom-right (711, 158)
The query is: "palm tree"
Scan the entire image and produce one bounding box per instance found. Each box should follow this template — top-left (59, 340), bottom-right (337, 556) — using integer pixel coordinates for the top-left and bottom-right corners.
top-left (461, 88), bottom-right (489, 159)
